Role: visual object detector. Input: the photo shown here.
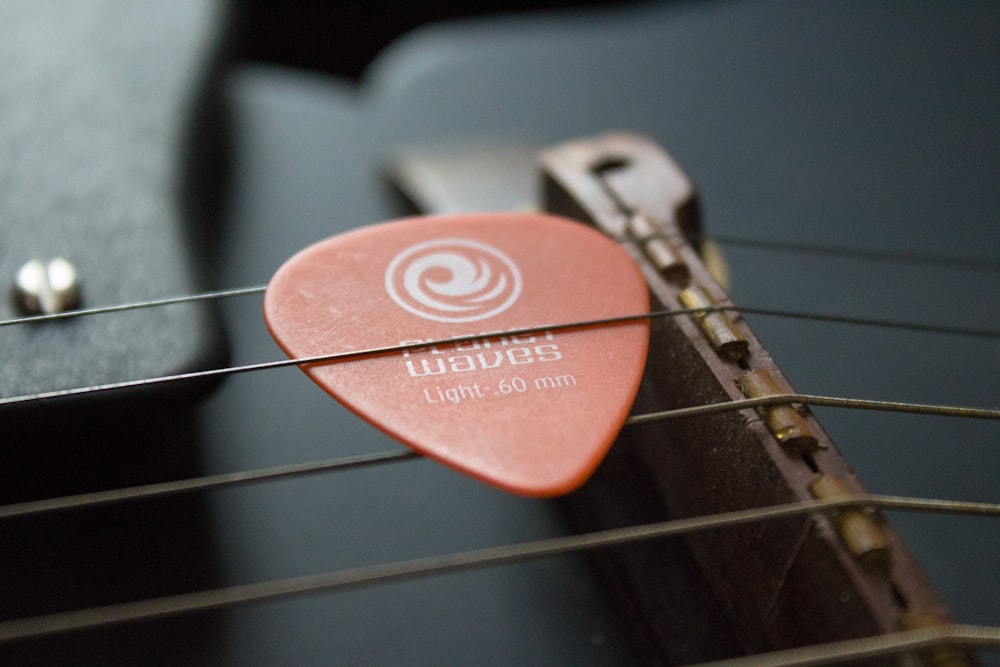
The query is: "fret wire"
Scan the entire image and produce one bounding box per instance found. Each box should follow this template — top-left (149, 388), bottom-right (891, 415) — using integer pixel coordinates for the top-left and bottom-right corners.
top-left (1, 493), bottom-right (997, 645)
top-left (697, 624), bottom-right (1000, 667)
top-left (2, 305), bottom-right (998, 408)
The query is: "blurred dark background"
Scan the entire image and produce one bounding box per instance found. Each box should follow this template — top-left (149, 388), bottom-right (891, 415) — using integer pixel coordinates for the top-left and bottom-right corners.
top-left (235, 0), bottom-right (623, 80)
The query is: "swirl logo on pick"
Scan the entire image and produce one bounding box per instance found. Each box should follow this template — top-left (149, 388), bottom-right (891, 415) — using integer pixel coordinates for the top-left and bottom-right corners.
top-left (384, 238), bottom-right (522, 323)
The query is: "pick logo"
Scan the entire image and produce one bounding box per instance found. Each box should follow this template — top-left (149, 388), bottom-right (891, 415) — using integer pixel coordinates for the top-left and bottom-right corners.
top-left (384, 238), bottom-right (522, 322)
top-left (264, 213), bottom-right (650, 497)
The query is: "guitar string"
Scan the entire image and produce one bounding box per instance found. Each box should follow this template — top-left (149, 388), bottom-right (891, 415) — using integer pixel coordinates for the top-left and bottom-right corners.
top-left (2, 387), bottom-right (998, 522)
top-left (0, 285), bottom-right (267, 328)
top-left (1, 494), bottom-right (998, 646)
top-left (0, 450), bottom-right (420, 520)
top-left (2, 246), bottom-right (997, 658)
top-left (4, 295), bottom-right (997, 339)
top-left (3, 274), bottom-right (996, 523)
top-left (2, 299), bottom-right (996, 519)
top-left (687, 232), bottom-right (1000, 272)
top-left (0, 231), bottom-right (995, 329)
top-left (697, 625), bottom-right (1000, 667)
top-left (2, 305), bottom-right (998, 408)
top-left (1, 306), bottom-right (995, 650)
top-left (0, 399), bottom-right (994, 650)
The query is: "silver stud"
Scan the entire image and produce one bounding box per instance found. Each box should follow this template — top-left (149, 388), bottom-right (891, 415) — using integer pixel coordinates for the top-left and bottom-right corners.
top-left (12, 258), bottom-right (82, 315)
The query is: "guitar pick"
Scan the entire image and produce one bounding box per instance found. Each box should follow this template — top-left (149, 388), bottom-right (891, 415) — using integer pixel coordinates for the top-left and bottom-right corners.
top-left (264, 213), bottom-right (649, 497)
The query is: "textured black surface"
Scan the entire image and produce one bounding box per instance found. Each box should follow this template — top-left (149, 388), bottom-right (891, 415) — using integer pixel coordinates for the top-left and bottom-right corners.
top-left (0, 0), bottom-right (227, 409)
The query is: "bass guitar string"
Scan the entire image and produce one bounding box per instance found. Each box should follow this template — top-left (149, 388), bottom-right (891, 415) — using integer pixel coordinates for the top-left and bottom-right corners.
top-left (0, 494), bottom-right (997, 646)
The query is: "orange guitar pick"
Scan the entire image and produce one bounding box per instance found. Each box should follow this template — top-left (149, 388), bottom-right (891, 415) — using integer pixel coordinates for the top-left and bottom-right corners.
top-left (264, 213), bottom-right (649, 497)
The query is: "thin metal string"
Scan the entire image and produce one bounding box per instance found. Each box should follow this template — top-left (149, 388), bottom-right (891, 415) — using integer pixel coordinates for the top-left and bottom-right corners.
top-left (0, 392), bottom-right (997, 521)
top-left (0, 232), bottom-right (994, 330)
top-left (3, 295), bottom-right (996, 338)
top-left (626, 393), bottom-right (1000, 424)
top-left (1, 289), bottom-right (994, 521)
top-left (2, 304), bottom-right (998, 408)
top-left (688, 232), bottom-right (1000, 273)
top-left (698, 624), bottom-right (1000, 667)
top-left (0, 245), bottom-right (996, 657)
top-left (0, 285), bottom-right (267, 328)
top-left (0, 450), bottom-right (419, 520)
top-left (0, 493), bottom-right (997, 645)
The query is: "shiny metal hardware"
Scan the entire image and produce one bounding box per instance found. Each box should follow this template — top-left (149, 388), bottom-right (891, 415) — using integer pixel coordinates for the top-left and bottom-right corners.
top-left (677, 286), bottom-right (748, 360)
top-left (11, 258), bottom-right (82, 315)
top-left (539, 131), bottom-right (699, 241)
top-left (809, 475), bottom-right (889, 571)
top-left (737, 369), bottom-right (820, 450)
top-left (541, 132), bottom-right (964, 659)
top-left (626, 213), bottom-right (689, 284)
top-left (899, 612), bottom-right (973, 667)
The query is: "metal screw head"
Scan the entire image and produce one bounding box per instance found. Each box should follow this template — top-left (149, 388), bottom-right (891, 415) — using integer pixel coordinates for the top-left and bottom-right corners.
top-left (11, 258), bottom-right (82, 315)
